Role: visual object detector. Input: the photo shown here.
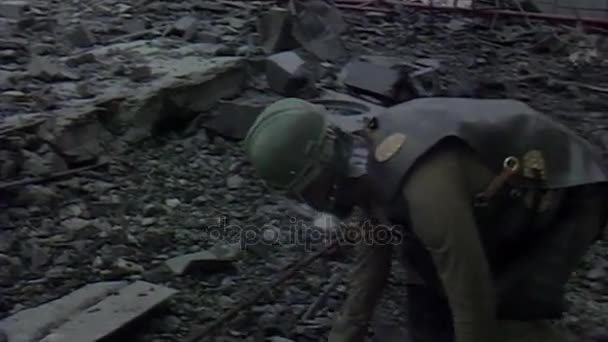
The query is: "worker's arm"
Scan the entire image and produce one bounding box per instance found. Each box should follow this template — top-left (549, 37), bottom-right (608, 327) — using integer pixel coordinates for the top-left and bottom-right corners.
top-left (402, 145), bottom-right (497, 342)
top-left (328, 226), bottom-right (392, 342)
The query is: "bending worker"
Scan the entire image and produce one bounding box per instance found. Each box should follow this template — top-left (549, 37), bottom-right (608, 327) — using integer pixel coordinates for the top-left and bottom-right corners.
top-left (242, 96), bottom-right (608, 342)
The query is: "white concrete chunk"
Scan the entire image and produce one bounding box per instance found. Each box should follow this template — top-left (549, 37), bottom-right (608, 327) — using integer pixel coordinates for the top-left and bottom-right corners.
top-left (165, 245), bottom-right (240, 275)
top-left (0, 281), bottom-right (177, 342)
top-left (38, 281), bottom-right (177, 342)
top-left (0, 281), bottom-right (127, 342)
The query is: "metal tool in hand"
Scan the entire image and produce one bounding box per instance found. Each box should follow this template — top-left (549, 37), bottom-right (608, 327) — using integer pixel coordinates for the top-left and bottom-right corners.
top-left (474, 156), bottom-right (521, 207)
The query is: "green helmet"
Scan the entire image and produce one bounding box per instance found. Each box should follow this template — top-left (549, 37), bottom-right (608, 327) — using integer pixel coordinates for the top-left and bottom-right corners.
top-left (243, 98), bottom-right (335, 192)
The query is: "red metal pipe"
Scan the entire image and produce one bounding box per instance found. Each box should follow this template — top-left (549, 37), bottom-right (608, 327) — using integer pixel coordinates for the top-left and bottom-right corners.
top-left (335, 0), bottom-right (608, 28)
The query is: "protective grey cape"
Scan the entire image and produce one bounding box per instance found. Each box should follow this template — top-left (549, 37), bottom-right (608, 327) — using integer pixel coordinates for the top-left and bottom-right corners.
top-left (366, 98), bottom-right (608, 202)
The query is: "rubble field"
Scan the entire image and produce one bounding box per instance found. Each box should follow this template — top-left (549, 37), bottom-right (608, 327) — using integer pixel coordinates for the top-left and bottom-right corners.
top-left (0, 0), bottom-right (607, 341)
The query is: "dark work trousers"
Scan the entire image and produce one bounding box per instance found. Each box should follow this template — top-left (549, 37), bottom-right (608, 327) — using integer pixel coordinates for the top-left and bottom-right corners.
top-left (404, 184), bottom-right (607, 342)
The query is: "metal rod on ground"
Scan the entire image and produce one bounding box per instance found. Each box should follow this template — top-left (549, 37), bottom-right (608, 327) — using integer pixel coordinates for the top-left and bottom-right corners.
top-left (0, 161), bottom-right (109, 190)
top-left (301, 273), bottom-right (342, 321)
top-left (183, 241), bottom-right (337, 342)
top-left (334, 0), bottom-right (608, 28)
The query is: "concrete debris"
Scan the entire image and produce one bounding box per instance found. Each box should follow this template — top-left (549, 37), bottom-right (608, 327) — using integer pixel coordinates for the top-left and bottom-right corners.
top-left (28, 56), bottom-right (80, 82)
top-left (532, 30), bottom-right (567, 54)
top-left (0, 1), bottom-right (606, 341)
top-left (0, 1), bottom-right (29, 20)
top-left (165, 16), bottom-right (199, 41)
top-left (266, 50), bottom-right (320, 97)
top-left (64, 23), bottom-right (96, 48)
top-left (37, 107), bottom-right (103, 165)
top-left (313, 213), bottom-right (338, 231)
top-left (0, 70), bottom-right (14, 90)
top-left (115, 258), bottom-right (145, 275)
top-left (21, 148), bottom-right (67, 176)
top-left (64, 52), bottom-right (97, 68)
top-left (0, 150), bottom-right (19, 179)
top-left (122, 19), bottom-right (147, 34)
top-left (200, 98), bottom-right (273, 140)
top-left (197, 31), bottom-right (220, 44)
top-left (127, 64), bottom-right (153, 82)
top-left (341, 61), bottom-right (411, 106)
top-left (342, 60), bottom-right (440, 105)
top-left (288, 0), bottom-right (347, 61)
top-left (16, 184), bottom-right (60, 206)
top-left (226, 174), bottom-right (244, 189)
top-left (164, 244), bottom-right (241, 275)
top-left (61, 217), bottom-right (94, 230)
top-left (257, 7), bottom-right (299, 54)
top-left (409, 66), bottom-right (441, 97)
top-left (0, 281), bottom-right (177, 342)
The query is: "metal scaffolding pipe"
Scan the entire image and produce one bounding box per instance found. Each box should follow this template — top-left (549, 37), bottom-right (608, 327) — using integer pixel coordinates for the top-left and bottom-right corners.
top-left (334, 0), bottom-right (608, 28)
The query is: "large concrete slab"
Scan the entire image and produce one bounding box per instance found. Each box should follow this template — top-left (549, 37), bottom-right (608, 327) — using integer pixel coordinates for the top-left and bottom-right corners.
top-left (0, 281), bottom-right (177, 342)
top-left (0, 38), bottom-right (247, 172)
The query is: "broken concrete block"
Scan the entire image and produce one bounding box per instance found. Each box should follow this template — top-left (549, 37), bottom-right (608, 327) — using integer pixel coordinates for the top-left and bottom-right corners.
top-left (408, 67), bottom-right (440, 97)
top-left (64, 53), bottom-right (97, 68)
top-left (342, 60), bottom-right (441, 105)
top-left (122, 19), bottom-right (147, 34)
top-left (295, 32), bottom-right (346, 62)
top-left (1, 281), bottom-right (176, 342)
top-left (532, 31), bottom-right (566, 54)
top-left (291, 0), bottom-right (348, 34)
top-left (197, 32), bottom-right (220, 44)
top-left (0, 18), bottom-right (12, 37)
top-left (0, 150), bottom-right (20, 179)
top-left (21, 148), bottom-right (67, 176)
top-left (16, 184), bottom-right (60, 206)
top-left (257, 7), bottom-right (299, 54)
top-left (28, 56), bottom-right (80, 82)
top-left (128, 65), bottom-right (153, 82)
top-left (0, 1), bottom-right (29, 20)
top-left (200, 99), bottom-right (269, 140)
top-left (313, 213), bottom-right (339, 231)
top-left (45, 281), bottom-right (175, 342)
top-left (37, 107), bottom-right (102, 165)
top-left (0, 70), bottom-right (14, 90)
top-left (289, 0), bottom-right (347, 61)
top-left (266, 51), bottom-right (319, 96)
top-left (164, 244), bottom-right (240, 275)
top-left (342, 61), bottom-right (412, 106)
top-left (65, 24), bottom-right (96, 48)
top-left (0, 281), bottom-right (126, 341)
top-left (166, 16), bottom-right (199, 41)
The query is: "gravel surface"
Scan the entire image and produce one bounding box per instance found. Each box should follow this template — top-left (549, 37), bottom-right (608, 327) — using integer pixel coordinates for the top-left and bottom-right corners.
top-left (0, 0), bottom-right (607, 341)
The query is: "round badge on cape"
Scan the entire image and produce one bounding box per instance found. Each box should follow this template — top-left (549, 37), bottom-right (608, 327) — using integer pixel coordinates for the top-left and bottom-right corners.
top-left (375, 133), bottom-right (406, 162)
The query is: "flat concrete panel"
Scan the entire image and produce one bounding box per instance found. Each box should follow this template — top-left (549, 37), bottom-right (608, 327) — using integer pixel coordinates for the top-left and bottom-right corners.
top-left (0, 281), bottom-right (178, 342)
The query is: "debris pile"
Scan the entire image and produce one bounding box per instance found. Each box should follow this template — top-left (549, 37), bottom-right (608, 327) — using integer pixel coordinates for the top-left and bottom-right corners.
top-left (0, 0), bottom-right (607, 342)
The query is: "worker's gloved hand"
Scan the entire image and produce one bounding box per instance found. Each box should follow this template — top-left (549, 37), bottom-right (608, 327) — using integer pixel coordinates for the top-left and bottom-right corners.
top-left (498, 320), bottom-right (575, 342)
